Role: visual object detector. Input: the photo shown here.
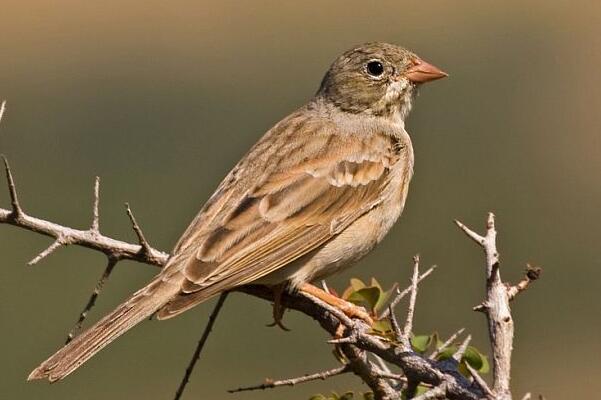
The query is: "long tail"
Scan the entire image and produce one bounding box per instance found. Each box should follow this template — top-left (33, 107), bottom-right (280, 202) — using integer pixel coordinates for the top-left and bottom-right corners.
top-left (28, 275), bottom-right (180, 382)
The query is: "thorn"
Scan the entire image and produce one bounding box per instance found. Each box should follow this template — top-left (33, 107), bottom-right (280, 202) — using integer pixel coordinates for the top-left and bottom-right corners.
top-left (388, 306), bottom-right (402, 342)
top-left (0, 100), bottom-right (6, 125)
top-left (454, 219), bottom-right (485, 246)
top-left (473, 303), bottom-right (487, 312)
top-left (465, 362), bottom-right (494, 396)
top-left (90, 177), bottom-right (100, 233)
top-left (452, 334), bottom-right (472, 362)
top-left (2, 155), bottom-right (23, 217)
top-left (28, 238), bottom-right (64, 265)
top-left (429, 328), bottom-right (465, 360)
top-left (327, 334), bottom-right (356, 344)
top-left (125, 202), bottom-right (152, 255)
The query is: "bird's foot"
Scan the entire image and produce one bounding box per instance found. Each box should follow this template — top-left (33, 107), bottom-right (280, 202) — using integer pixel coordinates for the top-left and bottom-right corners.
top-left (266, 283), bottom-right (291, 331)
top-left (300, 283), bottom-right (374, 326)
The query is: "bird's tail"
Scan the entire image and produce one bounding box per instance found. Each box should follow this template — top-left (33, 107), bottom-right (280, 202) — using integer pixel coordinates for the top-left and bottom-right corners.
top-left (28, 274), bottom-right (180, 382)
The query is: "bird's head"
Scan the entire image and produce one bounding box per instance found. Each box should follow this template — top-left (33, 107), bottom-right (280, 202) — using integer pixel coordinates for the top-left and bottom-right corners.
top-left (318, 42), bottom-right (447, 121)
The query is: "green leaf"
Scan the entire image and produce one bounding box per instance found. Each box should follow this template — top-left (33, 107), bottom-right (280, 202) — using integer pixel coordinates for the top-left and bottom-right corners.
top-left (462, 346), bottom-right (490, 373)
top-left (411, 334), bottom-right (434, 353)
top-left (435, 345), bottom-right (458, 360)
top-left (401, 384), bottom-right (429, 399)
top-left (309, 395), bottom-right (328, 400)
top-left (371, 319), bottom-right (393, 335)
top-left (347, 286), bottom-right (382, 311)
top-left (374, 282), bottom-right (398, 314)
top-left (436, 344), bottom-right (490, 375)
top-left (350, 278), bottom-right (366, 291)
top-left (370, 277), bottom-right (382, 290)
top-left (339, 392), bottom-right (354, 400)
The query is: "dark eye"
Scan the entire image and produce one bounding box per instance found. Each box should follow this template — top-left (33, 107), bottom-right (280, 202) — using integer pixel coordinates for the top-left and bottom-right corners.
top-left (366, 60), bottom-right (384, 77)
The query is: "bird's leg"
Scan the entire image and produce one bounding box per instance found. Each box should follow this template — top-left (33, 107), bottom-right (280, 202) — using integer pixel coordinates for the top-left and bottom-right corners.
top-left (300, 283), bottom-right (373, 325)
top-left (266, 283), bottom-right (291, 331)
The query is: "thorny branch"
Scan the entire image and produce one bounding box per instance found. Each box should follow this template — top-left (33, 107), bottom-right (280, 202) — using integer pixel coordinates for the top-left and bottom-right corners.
top-left (455, 214), bottom-right (542, 400)
top-left (1, 103), bottom-right (541, 400)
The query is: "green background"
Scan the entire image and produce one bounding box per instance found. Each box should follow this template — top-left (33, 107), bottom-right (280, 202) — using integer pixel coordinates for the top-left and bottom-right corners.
top-left (1, 1), bottom-right (600, 398)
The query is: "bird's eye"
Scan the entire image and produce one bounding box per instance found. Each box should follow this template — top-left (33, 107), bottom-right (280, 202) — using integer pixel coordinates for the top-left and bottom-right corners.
top-left (366, 60), bottom-right (384, 77)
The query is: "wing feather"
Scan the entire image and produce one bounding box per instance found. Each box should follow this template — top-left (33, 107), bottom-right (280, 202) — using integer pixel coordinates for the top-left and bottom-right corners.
top-left (158, 110), bottom-right (404, 319)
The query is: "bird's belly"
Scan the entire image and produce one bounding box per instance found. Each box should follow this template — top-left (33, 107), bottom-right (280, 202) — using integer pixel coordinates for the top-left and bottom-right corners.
top-left (255, 198), bottom-right (404, 289)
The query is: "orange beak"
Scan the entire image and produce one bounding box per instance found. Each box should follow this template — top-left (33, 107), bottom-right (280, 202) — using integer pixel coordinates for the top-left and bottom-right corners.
top-left (405, 58), bottom-right (448, 83)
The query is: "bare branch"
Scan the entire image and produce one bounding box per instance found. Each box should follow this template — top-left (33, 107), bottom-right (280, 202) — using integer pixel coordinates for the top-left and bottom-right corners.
top-left (228, 365), bottom-right (350, 393)
top-left (402, 255), bottom-right (420, 348)
top-left (125, 202), bottom-right (153, 256)
top-left (65, 257), bottom-right (118, 343)
top-left (380, 264), bottom-right (436, 319)
top-left (429, 328), bottom-right (465, 360)
top-left (455, 213), bottom-right (541, 400)
top-left (520, 393), bottom-right (532, 400)
top-left (0, 172), bottom-right (169, 266)
top-left (174, 292), bottom-right (229, 400)
top-left (452, 334), bottom-right (471, 362)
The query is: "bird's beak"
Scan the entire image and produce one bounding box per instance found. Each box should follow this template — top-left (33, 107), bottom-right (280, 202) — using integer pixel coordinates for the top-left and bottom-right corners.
top-left (405, 58), bottom-right (448, 84)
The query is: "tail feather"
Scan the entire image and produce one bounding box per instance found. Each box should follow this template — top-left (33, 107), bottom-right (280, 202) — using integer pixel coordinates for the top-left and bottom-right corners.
top-left (28, 276), bottom-right (179, 382)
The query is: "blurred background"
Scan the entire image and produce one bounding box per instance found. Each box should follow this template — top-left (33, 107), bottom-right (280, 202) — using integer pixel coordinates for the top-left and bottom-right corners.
top-left (1, 1), bottom-right (600, 398)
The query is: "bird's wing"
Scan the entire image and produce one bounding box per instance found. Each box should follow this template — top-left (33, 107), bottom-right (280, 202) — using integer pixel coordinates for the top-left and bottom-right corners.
top-left (158, 111), bottom-right (406, 319)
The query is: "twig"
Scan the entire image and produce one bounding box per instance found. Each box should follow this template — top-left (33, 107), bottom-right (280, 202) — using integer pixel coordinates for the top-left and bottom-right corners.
top-left (520, 393), bottom-right (531, 400)
top-left (375, 371), bottom-right (407, 383)
top-left (388, 306), bottom-right (402, 342)
top-left (379, 265), bottom-right (436, 319)
top-left (174, 292), bottom-right (229, 400)
top-left (402, 255), bottom-right (420, 348)
top-left (508, 264), bottom-right (542, 300)
top-left (65, 258), bottom-right (118, 343)
top-left (429, 328), bottom-right (465, 360)
top-left (228, 365), bottom-right (350, 393)
top-left (28, 238), bottom-right (65, 265)
top-left (465, 362), bottom-right (494, 397)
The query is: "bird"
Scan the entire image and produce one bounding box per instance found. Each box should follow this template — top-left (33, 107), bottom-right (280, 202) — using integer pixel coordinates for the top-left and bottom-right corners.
top-left (28, 42), bottom-right (446, 382)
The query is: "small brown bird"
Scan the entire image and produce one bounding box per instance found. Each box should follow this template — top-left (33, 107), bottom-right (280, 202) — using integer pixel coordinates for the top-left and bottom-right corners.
top-left (29, 42), bottom-right (446, 382)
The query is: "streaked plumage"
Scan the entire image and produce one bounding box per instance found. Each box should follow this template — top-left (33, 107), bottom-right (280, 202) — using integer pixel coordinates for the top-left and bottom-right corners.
top-left (29, 42), bottom-right (446, 382)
